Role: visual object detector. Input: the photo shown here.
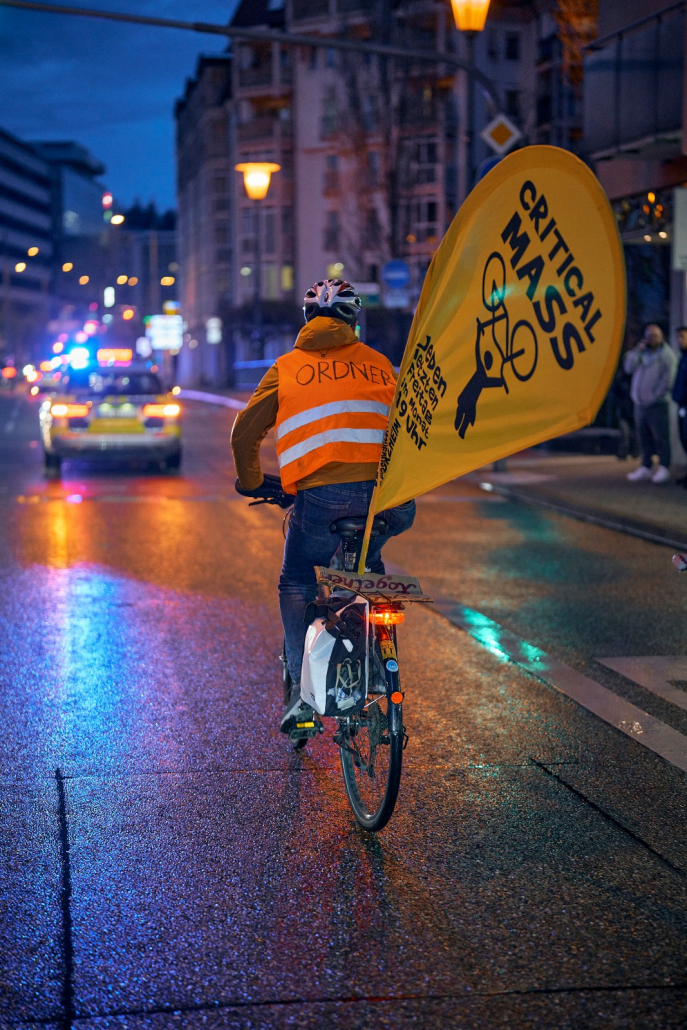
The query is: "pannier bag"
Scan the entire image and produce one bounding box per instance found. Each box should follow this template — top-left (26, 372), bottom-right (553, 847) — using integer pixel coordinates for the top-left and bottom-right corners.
top-left (301, 594), bottom-right (370, 717)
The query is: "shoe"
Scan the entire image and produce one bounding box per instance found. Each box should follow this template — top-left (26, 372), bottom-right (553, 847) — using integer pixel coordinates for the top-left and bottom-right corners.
top-left (280, 687), bottom-right (314, 735)
top-left (626, 465), bottom-right (653, 481)
top-left (651, 465), bottom-right (670, 484)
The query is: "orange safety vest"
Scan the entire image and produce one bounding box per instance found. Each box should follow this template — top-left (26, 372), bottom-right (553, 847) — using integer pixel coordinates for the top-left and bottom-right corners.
top-left (275, 341), bottom-right (396, 493)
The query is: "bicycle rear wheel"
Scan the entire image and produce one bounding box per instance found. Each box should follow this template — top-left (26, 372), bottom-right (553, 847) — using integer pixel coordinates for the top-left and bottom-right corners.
top-left (339, 691), bottom-right (403, 831)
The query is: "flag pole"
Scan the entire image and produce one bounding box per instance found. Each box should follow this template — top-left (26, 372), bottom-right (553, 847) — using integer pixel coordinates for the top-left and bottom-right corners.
top-left (357, 480), bottom-right (380, 574)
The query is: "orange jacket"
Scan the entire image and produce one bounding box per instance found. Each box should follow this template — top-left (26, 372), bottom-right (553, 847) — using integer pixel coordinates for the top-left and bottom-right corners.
top-left (231, 317), bottom-right (396, 494)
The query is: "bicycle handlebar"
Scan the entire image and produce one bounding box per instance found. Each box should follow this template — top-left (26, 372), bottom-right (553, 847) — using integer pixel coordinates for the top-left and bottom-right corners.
top-left (234, 475), bottom-right (293, 509)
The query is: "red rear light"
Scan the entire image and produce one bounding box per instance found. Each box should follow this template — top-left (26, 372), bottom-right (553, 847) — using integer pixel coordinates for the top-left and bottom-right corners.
top-left (51, 403), bottom-right (90, 418)
top-left (371, 607), bottom-right (405, 625)
top-left (142, 403), bottom-right (180, 418)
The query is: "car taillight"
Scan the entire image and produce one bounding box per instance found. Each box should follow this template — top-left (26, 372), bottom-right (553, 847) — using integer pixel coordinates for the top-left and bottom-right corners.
top-left (370, 607), bottom-right (405, 625)
top-left (51, 403), bottom-right (90, 418)
top-left (142, 403), bottom-right (180, 418)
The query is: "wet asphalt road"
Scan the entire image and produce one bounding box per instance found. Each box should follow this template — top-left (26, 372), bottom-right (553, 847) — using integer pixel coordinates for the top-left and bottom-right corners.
top-left (1, 390), bottom-right (687, 1030)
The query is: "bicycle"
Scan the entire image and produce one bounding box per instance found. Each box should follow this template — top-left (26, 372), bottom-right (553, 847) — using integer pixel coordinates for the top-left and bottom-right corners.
top-left (480, 250), bottom-right (538, 387)
top-left (236, 474), bottom-right (431, 832)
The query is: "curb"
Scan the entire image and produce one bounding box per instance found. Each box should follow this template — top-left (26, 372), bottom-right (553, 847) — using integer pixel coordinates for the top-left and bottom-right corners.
top-left (481, 483), bottom-right (687, 552)
top-left (177, 389), bottom-right (247, 410)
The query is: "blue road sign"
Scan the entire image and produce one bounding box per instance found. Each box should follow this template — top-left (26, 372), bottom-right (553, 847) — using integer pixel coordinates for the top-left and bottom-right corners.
top-left (382, 259), bottom-right (411, 289)
top-left (476, 155), bottom-right (502, 182)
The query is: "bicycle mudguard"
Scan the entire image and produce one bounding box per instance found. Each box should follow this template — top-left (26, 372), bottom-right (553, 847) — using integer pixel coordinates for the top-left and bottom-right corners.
top-left (315, 567), bottom-right (433, 603)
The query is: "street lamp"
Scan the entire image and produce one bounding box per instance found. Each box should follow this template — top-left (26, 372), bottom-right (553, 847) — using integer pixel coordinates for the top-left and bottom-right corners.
top-left (450, 0), bottom-right (492, 190)
top-left (235, 162), bottom-right (280, 358)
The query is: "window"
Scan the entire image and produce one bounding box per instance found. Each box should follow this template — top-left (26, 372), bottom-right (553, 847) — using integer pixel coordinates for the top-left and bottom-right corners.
top-left (215, 197), bottom-right (229, 211)
top-left (241, 208), bottom-right (256, 235)
top-left (325, 48), bottom-right (336, 69)
top-left (281, 265), bottom-right (294, 291)
top-left (212, 176), bottom-right (227, 193)
top-left (215, 223), bottom-right (229, 245)
top-left (367, 151), bottom-right (380, 186)
top-left (364, 208), bottom-right (381, 248)
top-left (264, 264), bottom-right (279, 300)
top-left (325, 154), bottom-right (340, 190)
top-left (324, 211), bottom-right (340, 251)
top-left (362, 95), bottom-right (376, 132)
top-left (409, 199), bottom-right (438, 243)
top-left (412, 139), bottom-right (437, 184)
top-left (309, 48), bottom-right (318, 71)
top-left (264, 208), bottom-right (276, 254)
top-left (321, 95), bottom-right (337, 138)
top-left (505, 33), bottom-right (520, 61)
top-left (282, 206), bottom-right (293, 241)
top-left (505, 90), bottom-right (521, 121)
top-left (487, 29), bottom-right (498, 60)
top-left (216, 247), bottom-right (232, 264)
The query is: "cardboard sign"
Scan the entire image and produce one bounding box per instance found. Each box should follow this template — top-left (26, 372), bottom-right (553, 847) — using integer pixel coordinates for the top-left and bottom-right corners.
top-left (315, 567), bottom-right (432, 602)
top-left (372, 145), bottom-right (626, 515)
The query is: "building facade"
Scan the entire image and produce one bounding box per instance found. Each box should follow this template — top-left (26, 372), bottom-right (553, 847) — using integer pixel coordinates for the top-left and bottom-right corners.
top-left (584, 0), bottom-right (686, 343)
top-left (175, 54), bottom-right (233, 386)
top-left (175, 0), bottom-right (590, 386)
top-left (0, 127), bottom-right (53, 365)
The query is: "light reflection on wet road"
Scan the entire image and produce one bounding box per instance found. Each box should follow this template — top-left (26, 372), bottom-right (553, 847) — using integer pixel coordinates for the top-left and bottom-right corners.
top-left (1, 392), bottom-right (687, 1029)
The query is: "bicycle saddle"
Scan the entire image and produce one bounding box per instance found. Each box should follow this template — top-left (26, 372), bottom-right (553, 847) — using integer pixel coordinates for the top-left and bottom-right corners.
top-left (330, 515), bottom-right (388, 539)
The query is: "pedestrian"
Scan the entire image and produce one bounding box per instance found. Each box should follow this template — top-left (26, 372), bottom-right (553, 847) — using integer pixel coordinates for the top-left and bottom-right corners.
top-left (624, 323), bottom-right (677, 484)
top-left (672, 325), bottom-right (687, 485)
top-left (610, 355), bottom-right (637, 460)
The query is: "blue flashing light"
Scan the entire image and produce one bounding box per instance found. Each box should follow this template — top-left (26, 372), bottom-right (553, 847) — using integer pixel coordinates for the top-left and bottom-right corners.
top-left (69, 346), bottom-right (90, 370)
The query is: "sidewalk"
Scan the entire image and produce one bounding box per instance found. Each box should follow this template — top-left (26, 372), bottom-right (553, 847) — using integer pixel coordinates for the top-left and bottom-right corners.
top-left (466, 452), bottom-right (687, 551)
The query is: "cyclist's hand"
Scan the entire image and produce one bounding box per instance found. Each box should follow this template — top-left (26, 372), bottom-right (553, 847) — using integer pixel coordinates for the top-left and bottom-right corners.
top-left (234, 475), bottom-right (293, 508)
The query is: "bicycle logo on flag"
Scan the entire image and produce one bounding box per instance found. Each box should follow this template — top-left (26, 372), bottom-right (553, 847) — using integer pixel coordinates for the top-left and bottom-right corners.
top-left (454, 251), bottom-right (539, 439)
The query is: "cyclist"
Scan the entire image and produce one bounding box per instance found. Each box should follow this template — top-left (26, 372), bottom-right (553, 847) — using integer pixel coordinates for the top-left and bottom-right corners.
top-left (231, 279), bottom-right (416, 735)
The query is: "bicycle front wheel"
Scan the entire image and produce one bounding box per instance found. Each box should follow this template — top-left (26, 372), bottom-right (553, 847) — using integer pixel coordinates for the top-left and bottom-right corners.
top-left (339, 692), bottom-right (403, 832)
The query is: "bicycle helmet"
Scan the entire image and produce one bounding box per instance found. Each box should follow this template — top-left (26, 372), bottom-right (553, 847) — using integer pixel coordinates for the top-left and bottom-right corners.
top-left (303, 279), bottom-right (362, 327)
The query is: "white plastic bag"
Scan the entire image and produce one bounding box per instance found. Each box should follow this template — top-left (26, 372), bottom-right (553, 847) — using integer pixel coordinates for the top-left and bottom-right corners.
top-left (300, 593), bottom-right (369, 716)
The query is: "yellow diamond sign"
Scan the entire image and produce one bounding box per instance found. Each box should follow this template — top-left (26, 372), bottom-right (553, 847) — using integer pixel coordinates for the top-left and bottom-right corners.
top-left (481, 113), bottom-right (522, 156)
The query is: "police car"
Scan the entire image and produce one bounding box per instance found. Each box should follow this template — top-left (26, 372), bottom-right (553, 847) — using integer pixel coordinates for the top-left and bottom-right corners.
top-left (40, 348), bottom-right (182, 475)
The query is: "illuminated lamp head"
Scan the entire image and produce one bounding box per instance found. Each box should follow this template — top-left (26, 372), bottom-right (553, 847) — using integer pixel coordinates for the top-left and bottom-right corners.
top-left (235, 162), bottom-right (281, 201)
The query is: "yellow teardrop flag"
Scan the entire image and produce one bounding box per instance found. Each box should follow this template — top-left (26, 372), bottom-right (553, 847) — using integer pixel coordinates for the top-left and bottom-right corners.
top-left (372, 145), bottom-right (626, 517)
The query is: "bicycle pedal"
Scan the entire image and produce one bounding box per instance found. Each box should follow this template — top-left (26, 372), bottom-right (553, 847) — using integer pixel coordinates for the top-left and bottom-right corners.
top-left (289, 716), bottom-right (323, 741)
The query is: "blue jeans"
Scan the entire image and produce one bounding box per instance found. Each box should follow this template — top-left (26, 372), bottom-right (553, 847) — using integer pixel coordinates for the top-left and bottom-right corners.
top-left (278, 481), bottom-right (416, 685)
top-left (636, 401), bottom-right (670, 469)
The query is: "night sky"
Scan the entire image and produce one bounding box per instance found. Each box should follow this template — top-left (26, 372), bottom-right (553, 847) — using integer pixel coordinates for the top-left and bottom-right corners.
top-left (0, 1), bottom-right (240, 210)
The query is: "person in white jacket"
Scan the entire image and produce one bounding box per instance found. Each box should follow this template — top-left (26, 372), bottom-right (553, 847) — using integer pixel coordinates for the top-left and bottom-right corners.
top-left (624, 324), bottom-right (677, 484)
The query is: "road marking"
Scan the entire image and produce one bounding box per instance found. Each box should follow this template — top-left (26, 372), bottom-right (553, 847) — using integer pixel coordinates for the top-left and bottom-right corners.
top-left (597, 656), bottom-right (687, 714)
top-left (432, 599), bottom-right (687, 775)
top-left (177, 389), bottom-right (246, 410)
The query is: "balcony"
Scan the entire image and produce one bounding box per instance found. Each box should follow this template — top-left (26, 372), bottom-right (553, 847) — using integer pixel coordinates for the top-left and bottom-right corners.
top-left (584, 3), bottom-right (685, 160)
top-left (237, 117), bottom-right (275, 142)
top-left (291, 0), bottom-right (329, 19)
top-left (238, 65), bottom-right (272, 90)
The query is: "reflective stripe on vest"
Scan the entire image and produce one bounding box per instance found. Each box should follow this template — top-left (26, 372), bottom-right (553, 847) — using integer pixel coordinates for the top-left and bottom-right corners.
top-left (278, 427), bottom-right (386, 469)
top-left (276, 399), bottom-right (390, 441)
top-left (275, 342), bottom-right (395, 492)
